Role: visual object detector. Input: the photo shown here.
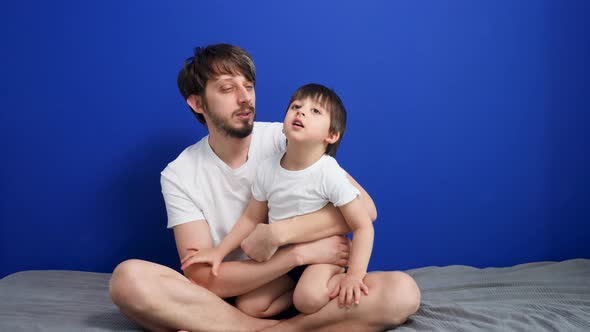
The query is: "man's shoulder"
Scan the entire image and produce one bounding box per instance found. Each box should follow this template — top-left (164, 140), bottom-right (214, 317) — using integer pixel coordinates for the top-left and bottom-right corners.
top-left (161, 136), bottom-right (209, 177)
top-left (258, 151), bottom-right (283, 169)
top-left (251, 121), bottom-right (286, 160)
top-left (253, 121), bottom-right (283, 135)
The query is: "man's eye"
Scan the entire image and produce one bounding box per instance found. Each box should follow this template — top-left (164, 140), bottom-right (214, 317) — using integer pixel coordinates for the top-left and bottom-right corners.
top-left (244, 85), bottom-right (254, 90)
top-left (221, 86), bottom-right (233, 92)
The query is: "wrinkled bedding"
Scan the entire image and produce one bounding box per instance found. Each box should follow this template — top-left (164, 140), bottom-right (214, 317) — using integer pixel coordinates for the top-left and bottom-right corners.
top-left (1, 259), bottom-right (589, 331)
top-left (396, 259), bottom-right (590, 331)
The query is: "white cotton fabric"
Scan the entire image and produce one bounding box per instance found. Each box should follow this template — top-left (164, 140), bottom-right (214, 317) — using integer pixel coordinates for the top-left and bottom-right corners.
top-left (160, 122), bottom-right (286, 261)
top-left (251, 153), bottom-right (360, 223)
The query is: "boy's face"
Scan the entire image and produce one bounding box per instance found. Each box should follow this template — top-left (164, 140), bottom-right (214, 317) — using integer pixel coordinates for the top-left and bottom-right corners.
top-left (283, 97), bottom-right (336, 146)
top-left (198, 73), bottom-right (256, 138)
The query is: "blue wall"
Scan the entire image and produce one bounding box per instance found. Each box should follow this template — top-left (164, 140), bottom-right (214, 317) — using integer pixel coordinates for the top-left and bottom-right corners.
top-left (1, 1), bottom-right (589, 278)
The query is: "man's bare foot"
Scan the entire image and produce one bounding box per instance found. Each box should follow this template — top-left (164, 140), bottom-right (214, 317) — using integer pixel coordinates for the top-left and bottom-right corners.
top-left (255, 318), bottom-right (281, 331)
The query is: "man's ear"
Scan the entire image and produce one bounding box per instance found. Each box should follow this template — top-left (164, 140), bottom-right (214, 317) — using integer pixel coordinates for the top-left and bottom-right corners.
top-left (186, 95), bottom-right (204, 115)
top-left (325, 131), bottom-right (340, 144)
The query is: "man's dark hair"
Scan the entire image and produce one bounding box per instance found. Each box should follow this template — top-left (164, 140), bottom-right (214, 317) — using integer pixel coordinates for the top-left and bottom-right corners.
top-left (177, 44), bottom-right (256, 124)
top-left (286, 83), bottom-right (347, 157)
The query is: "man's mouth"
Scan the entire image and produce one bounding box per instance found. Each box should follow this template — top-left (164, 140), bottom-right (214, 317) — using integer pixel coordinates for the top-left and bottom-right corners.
top-left (236, 110), bottom-right (252, 119)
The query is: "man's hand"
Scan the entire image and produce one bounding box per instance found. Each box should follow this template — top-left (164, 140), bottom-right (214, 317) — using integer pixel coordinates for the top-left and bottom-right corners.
top-left (241, 223), bottom-right (279, 262)
top-left (293, 235), bottom-right (350, 266)
top-left (329, 274), bottom-right (369, 308)
top-left (180, 247), bottom-right (225, 276)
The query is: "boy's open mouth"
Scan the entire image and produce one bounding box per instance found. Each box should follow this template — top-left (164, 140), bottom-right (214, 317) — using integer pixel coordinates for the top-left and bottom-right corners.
top-left (292, 119), bottom-right (304, 128)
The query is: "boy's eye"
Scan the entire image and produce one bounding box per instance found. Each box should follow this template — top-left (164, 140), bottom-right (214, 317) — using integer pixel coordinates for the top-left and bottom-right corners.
top-left (312, 108), bottom-right (321, 114)
top-left (291, 104), bottom-right (301, 110)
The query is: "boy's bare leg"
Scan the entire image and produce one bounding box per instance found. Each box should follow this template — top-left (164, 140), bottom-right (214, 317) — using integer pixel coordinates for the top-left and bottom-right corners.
top-left (292, 264), bottom-right (344, 314)
top-left (109, 259), bottom-right (279, 332)
top-left (235, 275), bottom-right (295, 317)
top-left (262, 271), bottom-right (421, 332)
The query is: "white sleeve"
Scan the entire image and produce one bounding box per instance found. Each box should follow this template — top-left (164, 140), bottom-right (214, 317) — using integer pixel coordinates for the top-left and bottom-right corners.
top-left (251, 160), bottom-right (268, 202)
top-left (161, 168), bottom-right (205, 228)
top-left (323, 158), bottom-right (360, 207)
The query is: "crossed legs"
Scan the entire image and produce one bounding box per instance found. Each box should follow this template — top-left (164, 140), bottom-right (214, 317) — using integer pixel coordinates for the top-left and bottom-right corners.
top-left (110, 260), bottom-right (420, 332)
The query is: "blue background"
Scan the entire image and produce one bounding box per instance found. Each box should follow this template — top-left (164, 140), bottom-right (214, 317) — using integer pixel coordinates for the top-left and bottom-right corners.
top-left (1, 1), bottom-right (589, 278)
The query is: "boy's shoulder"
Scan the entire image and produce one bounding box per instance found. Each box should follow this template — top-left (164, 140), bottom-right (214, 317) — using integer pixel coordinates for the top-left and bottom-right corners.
top-left (320, 154), bottom-right (343, 170)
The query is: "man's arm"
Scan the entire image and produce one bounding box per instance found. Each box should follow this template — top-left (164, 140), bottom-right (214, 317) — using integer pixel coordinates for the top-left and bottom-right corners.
top-left (174, 221), bottom-right (349, 298)
top-left (241, 173), bottom-right (376, 261)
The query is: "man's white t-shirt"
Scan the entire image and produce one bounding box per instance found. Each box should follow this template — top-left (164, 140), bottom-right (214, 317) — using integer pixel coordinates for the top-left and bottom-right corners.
top-left (251, 153), bottom-right (360, 223)
top-left (160, 122), bottom-right (286, 261)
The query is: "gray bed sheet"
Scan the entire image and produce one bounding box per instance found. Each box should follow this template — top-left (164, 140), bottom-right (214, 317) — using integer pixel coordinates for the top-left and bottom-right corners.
top-left (1, 259), bottom-right (589, 331)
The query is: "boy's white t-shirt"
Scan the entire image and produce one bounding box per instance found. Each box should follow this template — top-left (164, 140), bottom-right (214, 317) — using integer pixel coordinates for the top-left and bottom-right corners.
top-left (160, 122), bottom-right (286, 261)
top-left (251, 153), bottom-right (360, 223)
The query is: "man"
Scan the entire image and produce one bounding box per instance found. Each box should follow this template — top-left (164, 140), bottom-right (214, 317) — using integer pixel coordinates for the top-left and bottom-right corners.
top-left (109, 43), bottom-right (420, 332)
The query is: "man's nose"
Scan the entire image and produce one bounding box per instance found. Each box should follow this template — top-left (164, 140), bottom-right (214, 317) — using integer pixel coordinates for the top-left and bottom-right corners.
top-left (237, 86), bottom-right (252, 104)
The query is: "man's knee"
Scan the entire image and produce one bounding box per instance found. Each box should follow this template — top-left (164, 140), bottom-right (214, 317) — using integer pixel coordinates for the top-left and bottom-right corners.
top-left (371, 271), bottom-right (421, 326)
top-left (292, 286), bottom-right (329, 314)
top-left (109, 259), bottom-right (154, 312)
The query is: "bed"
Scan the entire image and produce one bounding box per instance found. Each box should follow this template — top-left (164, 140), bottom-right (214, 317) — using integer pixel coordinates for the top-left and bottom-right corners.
top-left (1, 259), bottom-right (589, 331)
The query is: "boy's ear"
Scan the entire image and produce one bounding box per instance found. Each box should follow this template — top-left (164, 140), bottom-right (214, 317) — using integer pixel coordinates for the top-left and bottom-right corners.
top-left (325, 131), bottom-right (340, 144)
top-left (186, 95), bottom-right (204, 115)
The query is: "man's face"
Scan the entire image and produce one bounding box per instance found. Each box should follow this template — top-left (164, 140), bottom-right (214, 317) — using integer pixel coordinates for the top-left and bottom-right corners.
top-left (202, 74), bottom-right (256, 138)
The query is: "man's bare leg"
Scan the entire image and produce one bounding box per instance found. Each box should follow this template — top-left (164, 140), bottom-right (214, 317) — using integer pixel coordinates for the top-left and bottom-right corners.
top-left (109, 259), bottom-right (279, 332)
top-left (262, 271), bottom-right (421, 332)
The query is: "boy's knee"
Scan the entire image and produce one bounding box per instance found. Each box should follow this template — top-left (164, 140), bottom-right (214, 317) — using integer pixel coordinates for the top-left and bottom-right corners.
top-left (235, 295), bottom-right (271, 318)
top-left (292, 286), bottom-right (329, 314)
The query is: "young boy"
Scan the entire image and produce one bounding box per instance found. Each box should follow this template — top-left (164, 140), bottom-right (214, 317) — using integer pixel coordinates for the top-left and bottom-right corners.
top-left (181, 83), bottom-right (374, 316)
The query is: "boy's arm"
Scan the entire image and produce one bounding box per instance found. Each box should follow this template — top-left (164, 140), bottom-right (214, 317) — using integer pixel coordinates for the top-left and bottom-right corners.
top-left (345, 172), bottom-right (377, 221)
top-left (241, 174), bottom-right (375, 261)
top-left (215, 198), bottom-right (268, 257)
top-left (179, 198), bottom-right (268, 274)
top-left (338, 198), bottom-right (374, 279)
top-left (174, 206), bottom-right (351, 298)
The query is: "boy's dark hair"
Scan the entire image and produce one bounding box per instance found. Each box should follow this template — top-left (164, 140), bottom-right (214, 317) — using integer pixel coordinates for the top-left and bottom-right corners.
top-left (287, 83), bottom-right (347, 157)
top-left (177, 44), bottom-right (256, 124)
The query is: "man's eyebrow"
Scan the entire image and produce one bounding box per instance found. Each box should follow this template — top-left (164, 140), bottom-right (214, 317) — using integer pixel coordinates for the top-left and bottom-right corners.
top-left (211, 75), bottom-right (247, 84)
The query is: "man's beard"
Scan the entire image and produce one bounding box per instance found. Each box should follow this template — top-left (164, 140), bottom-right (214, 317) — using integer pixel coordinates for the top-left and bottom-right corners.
top-left (204, 101), bottom-right (255, 139)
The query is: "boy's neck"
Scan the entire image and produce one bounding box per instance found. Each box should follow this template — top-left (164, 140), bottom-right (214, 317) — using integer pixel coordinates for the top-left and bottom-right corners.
top-left (281, 143), bottom-right (327, 171)
top-left (207, 126), bottom-right (252, 169)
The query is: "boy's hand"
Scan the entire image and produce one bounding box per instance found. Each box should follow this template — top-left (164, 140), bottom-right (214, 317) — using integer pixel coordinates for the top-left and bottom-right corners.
top-left (329, 274), bottom-right (369, 308)
top-left (241, 223), bottom-right (278, 262)
top-left (180, 248), bottom-right (224, 276)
